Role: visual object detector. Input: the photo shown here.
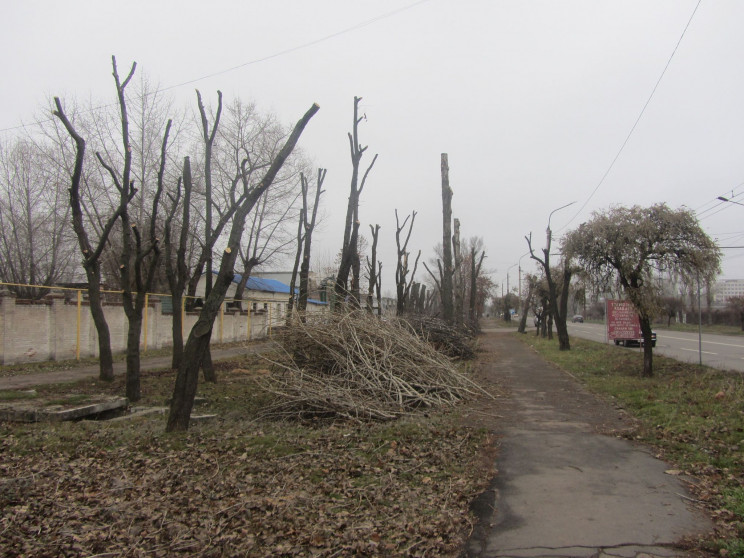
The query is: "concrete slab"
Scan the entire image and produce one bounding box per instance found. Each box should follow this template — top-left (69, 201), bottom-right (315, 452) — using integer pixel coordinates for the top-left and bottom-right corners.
top-left (0, 396), bottom-right (128, 422)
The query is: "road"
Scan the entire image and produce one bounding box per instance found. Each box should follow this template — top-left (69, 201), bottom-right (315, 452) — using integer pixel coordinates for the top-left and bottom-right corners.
top-left (567, 321), bottom-right (744, 373)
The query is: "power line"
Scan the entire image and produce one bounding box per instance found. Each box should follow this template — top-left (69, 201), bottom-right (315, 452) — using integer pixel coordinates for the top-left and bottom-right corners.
top-left (0, 0), bottom-right (432, 134)
top-left (561, 0), bottom-right (703, 230)
top-left (160, 0), bottom-right (432, 93)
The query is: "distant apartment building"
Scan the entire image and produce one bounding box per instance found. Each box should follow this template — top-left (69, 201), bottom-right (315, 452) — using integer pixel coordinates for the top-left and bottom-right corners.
top-left (714, 279), bottom-right (744, 305)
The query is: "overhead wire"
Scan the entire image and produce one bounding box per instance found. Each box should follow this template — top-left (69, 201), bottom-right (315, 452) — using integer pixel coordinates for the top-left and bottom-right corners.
top-left (0, 0), bottom-right (432, 134)
top-left (560, 0), bottom-right (703, 231)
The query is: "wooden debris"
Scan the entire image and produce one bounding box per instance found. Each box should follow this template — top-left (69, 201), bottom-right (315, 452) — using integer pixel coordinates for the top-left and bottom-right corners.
top-left (257, 312), bottom-right (489, 421)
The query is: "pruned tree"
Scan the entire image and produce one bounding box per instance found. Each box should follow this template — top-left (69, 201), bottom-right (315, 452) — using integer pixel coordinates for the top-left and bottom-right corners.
top-left (563, 203), bottom-right (721, 377)
top-left (166, 102), bottom-right (319, 432)
top-left (439, 153), bottom-right (454, 323)
top-left (517, 273), bottom-right (538, 334)
top-left (526, 225), bottom-right (571, 350)
top-left (394, 210), bottom-right (420, 315)
top-left (334, 96), bottom-right (377, 310)
top-left (468, 243), bottom-right (486, 327)
top-left (288, 190), bottom-right (305, 319)
top-left (93, 56), bottom-right (172, 401)
top-left (366, 223), bottom-right (380, 314)
top-left (288, 168), bottom-right (325, 318)
top-left (409, 282), bottom-right (426, 314)
top-left (197, 89), bottom-right (222, 304)
top-left (452, 218), bottom-right (464, 324)
top-left (164, 157), bottom-right (192, 369)
top-left (53, 70), bottom-right (141, 382)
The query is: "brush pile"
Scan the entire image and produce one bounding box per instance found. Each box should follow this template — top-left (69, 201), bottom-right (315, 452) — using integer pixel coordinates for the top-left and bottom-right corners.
top-left (400, 314), bottom-right (478, 359)
top-left (258, 312), bottom-right (488, 421)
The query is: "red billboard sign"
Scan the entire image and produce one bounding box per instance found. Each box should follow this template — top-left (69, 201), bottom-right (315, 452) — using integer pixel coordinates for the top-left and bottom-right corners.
top-left (607, 300), bottom-right (640, 340)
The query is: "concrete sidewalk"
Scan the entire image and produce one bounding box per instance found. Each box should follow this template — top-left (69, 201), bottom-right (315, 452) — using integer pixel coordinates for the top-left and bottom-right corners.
top-left (466, 332), bottom-right (712, 558)
top-left (0, 344), bottom-right (267, 390)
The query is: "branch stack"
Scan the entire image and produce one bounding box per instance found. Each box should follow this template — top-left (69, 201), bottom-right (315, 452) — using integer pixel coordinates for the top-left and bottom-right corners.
top-left (258, 312), bottom-right (488, 421)
top-left (401, 315), bottom-right (477, 360)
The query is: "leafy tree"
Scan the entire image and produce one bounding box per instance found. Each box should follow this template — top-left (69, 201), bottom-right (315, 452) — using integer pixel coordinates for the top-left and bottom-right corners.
top-left (563, 203), bottom-right (720, 377)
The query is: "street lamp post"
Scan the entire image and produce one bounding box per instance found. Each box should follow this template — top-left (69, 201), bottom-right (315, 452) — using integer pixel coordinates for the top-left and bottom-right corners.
top-left (517, 251), bottom-right (530, 301)
top-left (717, 196), bottom-right (744, 207)
top-left (547, 201), bottom-right (577, 242)
top-left (507, 262), bottom-right (518, 297)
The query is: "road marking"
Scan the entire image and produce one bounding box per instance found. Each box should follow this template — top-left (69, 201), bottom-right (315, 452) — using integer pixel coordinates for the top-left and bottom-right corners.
top-left (662, 335), bottom-right (744, 349)
top-left (680, 348), bottom-right (716, 355)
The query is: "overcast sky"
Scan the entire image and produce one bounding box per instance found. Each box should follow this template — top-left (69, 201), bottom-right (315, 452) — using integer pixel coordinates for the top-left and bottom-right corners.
top-left (3, 0), bottom-right (744, 295)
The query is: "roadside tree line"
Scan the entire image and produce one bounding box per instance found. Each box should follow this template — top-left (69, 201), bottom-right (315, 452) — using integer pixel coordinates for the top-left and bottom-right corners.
top-left (1, 58), bottom-right (494, 431)
top-left (514, 203), bottom-right (720, 378)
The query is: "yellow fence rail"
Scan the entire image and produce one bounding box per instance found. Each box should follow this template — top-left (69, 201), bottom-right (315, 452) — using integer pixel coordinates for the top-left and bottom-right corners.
top-left (0, 281), bottom-right (291, 364)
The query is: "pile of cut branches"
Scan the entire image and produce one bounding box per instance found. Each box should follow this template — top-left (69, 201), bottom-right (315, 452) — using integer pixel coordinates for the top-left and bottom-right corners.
top-left (258, 312), bottom-right (489, 421)
top-left (400, 314), bottom-right (478, 359)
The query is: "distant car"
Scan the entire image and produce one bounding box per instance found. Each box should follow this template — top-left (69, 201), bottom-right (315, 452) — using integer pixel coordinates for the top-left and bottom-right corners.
top-left (614, 332), bottom-right (657, 348)
top-left (572, 315), bottom-right (584, 323)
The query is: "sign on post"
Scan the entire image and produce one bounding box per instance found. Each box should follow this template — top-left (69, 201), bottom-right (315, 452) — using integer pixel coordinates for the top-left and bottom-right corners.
top-left (606, 300), bottom-right (640, 341)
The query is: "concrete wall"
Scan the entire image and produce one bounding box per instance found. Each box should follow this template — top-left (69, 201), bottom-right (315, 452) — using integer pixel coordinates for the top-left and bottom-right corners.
top-left (0, 293), bottom-right (325, 365)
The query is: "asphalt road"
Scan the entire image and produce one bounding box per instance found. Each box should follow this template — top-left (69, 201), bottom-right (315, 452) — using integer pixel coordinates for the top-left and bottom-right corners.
top-left (567, 321), bottom-right (744, 373)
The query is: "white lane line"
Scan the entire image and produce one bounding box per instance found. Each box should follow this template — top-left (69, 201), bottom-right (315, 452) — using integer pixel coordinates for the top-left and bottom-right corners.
top-left (680, 348), bottom-right (716, 355)
top-left (662, 335), bottom-right (744, 349)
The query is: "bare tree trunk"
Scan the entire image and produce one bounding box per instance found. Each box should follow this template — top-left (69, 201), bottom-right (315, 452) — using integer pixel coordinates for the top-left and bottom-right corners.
top-left (375, 261), bottom-right (382, 316)
top-left (233, 260), bottom-right (258, 310)
top-left (298, 170), bottom-right (325, 314)
top-left (527, 231), bottom-right (570, 350)
top-left (395, 210), bottom-right (417, 315)
top-left (53, 92), bottom-right (131, 383)
top-left (165, 158), bottom-right (193, 370)
top-left (166, 102), bottom-right (319, 432)
top-left (518, 279), bottom-right (535, 334)
top-left (84, 266), bottom-right (115, 380)
top-left (452, 218), bottom-right (463, 324)
top-left (639, 313), bottom-right (654, 377)
top-left (287, 206), bottom-right (303, 320)
top-left (95, 58), bottom-right (170, 402)
top-left (196, 91), bottom-right (223, 384)
top-left (334, 96), bottom-right (377, 309)
top-left (440, 154), bottom-right (454, 323)
top-left (367, 224), bottom-right (380, 313)
top-left (469, 247), bottom-right (485, 327)
top-left (197, 90), bottom-right (223, 303)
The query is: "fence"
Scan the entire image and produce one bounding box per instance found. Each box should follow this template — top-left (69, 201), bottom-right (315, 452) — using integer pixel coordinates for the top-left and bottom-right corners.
top-left (0, 282), bottom-right (314, 366)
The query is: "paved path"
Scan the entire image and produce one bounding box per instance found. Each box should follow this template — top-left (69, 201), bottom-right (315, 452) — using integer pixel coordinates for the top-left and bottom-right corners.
top-left (0, 344), bottom-right (266, 390)
top-left (466, 331), bottom-right (712, 558)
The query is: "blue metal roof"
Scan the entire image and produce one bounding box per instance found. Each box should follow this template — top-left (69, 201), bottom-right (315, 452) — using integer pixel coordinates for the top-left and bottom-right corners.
top-left (214, 271), bottom-right (327, 305)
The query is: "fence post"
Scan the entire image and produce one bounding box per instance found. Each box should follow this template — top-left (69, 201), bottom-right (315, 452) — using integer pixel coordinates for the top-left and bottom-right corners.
top-left (246, 301), bottom-right (251, 341)
top-left (76, 290), bottom-right (82, 361)
top-left (144, 293), bottom-right (149, 352)
top-left (220, 301), bottom-right (224, 343)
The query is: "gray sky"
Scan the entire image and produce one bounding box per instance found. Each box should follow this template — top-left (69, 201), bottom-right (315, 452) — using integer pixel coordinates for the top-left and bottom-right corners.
top-left (3, 0), bottom-right (744, 295)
